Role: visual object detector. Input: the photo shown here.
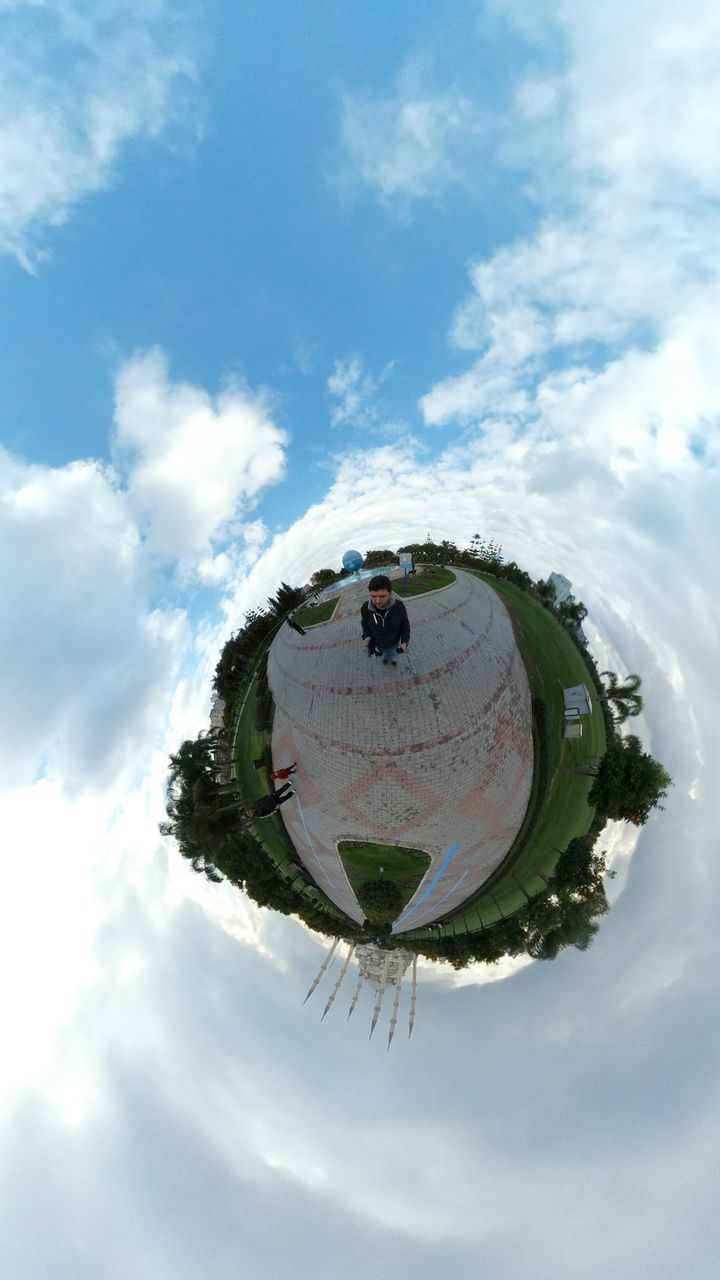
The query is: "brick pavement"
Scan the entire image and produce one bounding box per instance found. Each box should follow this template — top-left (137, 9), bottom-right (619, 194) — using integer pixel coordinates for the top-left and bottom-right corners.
top-left (267, 570), bottom-right (533, 931)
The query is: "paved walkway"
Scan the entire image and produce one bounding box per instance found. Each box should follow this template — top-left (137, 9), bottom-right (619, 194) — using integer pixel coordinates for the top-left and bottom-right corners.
top-left (267, 570), bottom-right (533, 931)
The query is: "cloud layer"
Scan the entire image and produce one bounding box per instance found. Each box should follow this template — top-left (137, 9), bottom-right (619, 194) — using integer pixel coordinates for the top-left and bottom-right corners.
top-left (0, 0), bottom-right (198, 268)
top-left (336, 64), bottom-right (486, 206)
top-left (114, 348), bottom-right (287, 562)
top-left (2, 3), bottom-right (719, 1278)
top-left (0, 350), bottom-right (288, 790)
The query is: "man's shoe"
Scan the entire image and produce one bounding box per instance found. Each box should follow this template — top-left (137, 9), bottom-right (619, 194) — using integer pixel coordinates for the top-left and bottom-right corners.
top-left (391, 659), bottom-right (397, 666)
top-left (383, 657), bottom-right (388, 665)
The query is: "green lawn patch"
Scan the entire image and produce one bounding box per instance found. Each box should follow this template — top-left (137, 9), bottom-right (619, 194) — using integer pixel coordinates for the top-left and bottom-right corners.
top-left (291, 598), bottom-right (339, 628)
top-left (338, 841), bottom-right (430, 919)
top-left (399, 567), bottom-right (455, 597)
top-left (405, 573), bottom-right (607, 940)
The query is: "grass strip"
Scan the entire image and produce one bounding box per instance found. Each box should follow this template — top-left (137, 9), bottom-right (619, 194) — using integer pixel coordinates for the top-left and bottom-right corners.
top-left (291, 598), bottom-right (339, 628)
top-left (399, 567), bottom-right (455, 597)
top-left (404, 573), bottom-right (606, 939)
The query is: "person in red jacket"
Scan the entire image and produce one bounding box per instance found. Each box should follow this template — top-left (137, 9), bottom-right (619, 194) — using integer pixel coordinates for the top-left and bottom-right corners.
top-left (270, 763), bottom-right (297, 781)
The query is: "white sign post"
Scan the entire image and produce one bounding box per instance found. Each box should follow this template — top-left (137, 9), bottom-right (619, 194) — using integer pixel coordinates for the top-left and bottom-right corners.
top-left (398, 551), bottom-right (413, 594)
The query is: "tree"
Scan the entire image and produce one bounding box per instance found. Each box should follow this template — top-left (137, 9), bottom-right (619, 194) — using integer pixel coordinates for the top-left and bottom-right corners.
top-left (310, 568), bottom-right (338, 590)
top-left (601, 671), bottom-right (644, 723)
top-left (558, 598), bottom-right (588, 633)
top-left (588, 734), bottom-right (671, 825)
top-left (363, 549), bottom-right (399, 568)
top-left (267, 581), bottom-right (305, 617)
top-left (552, 836), bottom-right (606, 896)
top-left (484, 538), bottom-right (504, 567)
top-left (356, 879), bottom-right (403, 924)
top-left (535, 578), bottom-right (558, 607)
top-left (502, 561), bottom-right (534, 591)
top-left (522, 890), bottom-right (564, 940)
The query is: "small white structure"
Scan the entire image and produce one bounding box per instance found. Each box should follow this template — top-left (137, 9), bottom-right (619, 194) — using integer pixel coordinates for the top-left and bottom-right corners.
top-left (564, 721), bottom-right (583, 740)
top-left (563, 683), bottom-right (593, 717)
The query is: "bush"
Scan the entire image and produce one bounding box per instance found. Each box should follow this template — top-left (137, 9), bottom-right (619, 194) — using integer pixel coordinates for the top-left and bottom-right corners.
top-left (254, 687), bottom-right (274, 731)
top-left (356, 879), bottom-right (403, 924)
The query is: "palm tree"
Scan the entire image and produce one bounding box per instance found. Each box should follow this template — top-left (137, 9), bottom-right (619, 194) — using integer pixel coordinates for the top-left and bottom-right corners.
top-left (601, 671), bottom-right (644, 723)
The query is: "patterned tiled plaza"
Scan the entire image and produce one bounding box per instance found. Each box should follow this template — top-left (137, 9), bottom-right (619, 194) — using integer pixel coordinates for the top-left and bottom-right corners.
top-left (267, 570), bottom-right (533, 932)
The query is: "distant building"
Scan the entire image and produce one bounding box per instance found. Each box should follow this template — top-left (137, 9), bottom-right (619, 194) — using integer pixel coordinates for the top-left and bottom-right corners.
top-left (209, 694), bottom-right (225, 732)
top-left (354, 943), bottom-right (412, 989)
top-left (304, 939), bottom-right (418, 1044)
top-left (549, 571), bottom-right (588, 644)
top-left (548, 572), bottom-right (573, 604)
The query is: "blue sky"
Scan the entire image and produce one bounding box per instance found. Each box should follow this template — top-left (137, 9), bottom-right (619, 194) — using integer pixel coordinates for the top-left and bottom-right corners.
top-left (2, 2), bottom-right (719, 1277)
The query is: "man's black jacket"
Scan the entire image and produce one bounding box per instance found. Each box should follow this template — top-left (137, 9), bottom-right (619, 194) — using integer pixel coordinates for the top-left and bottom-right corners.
top-left (360, 596), bottom-right (410, 649)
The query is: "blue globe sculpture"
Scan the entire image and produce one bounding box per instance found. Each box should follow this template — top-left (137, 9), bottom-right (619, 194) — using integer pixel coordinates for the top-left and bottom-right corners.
top-left (342, 549), bottom-right (363, 574)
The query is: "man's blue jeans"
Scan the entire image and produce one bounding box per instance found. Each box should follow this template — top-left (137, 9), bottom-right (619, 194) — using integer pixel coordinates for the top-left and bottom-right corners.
top-left (378, 644), bottom-right (399, 662)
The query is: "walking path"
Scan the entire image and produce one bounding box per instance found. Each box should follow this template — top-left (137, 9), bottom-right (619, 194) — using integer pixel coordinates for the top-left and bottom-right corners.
top-left (267, 570), bottom-right (533, 931)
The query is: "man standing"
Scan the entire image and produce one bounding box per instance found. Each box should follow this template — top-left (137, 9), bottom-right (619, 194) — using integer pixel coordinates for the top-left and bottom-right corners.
top-left (245, 782), bottom-right (294, 819)
top-left (360, 574), bottom-right (410, 666)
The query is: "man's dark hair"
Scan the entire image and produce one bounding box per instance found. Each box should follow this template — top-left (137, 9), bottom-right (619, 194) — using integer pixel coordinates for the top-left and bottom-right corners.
top-left (368, 574), bottom-right (392, 591)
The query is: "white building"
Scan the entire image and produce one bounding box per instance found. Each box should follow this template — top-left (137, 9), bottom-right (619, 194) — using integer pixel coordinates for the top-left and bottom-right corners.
top-left (548, 571), bottom-right (573, 604)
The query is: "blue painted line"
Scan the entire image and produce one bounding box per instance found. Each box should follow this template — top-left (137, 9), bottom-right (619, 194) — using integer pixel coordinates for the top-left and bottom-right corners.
top-left (430, 868), bottom-right (469, 912)
top-left (294, 795), bottom-right (336, 891)
top-left (397, 843), bottom-right (460, 924)
top-left (398, 869), bottom-right (469, 932)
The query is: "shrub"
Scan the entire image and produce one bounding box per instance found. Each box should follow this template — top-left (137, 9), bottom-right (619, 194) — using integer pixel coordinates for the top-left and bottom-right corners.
top-left (254, 688), bottom-right (274, 731)
top-left (356, 879), bottom-right (403, 924)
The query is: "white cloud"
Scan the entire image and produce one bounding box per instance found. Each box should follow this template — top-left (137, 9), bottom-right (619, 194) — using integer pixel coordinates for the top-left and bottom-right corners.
top-left (423, 0), bottom-right (720, 436)
top-left (537, 1), bottom-right (720, 198)
top-left (113, 347), bottom-right (288, 563)
top-left (0, 444), bottom-right (188, 790)
top-left (336, 64), bottom-right (485, 205)
top-left (408, 1), bottom-right (720, 669)
top-left (0, 351), bottom-right (287, 789)
top-left (326, 353), bottom-right (400, 432)
top-left (326, 355), bottom-right (378, 427)
top-left (0, 0), bottom-right (199, 268)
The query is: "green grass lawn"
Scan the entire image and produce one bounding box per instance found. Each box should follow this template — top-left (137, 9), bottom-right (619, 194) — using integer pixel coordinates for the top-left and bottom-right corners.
top-left (231, 669), bottom-right (345, 919)
top-left (406, 573), bottom-right (607, 939)
top-left (399, 567), bottom-right (455, 597)
top-left (291, 598), bottom-right (339, 628)
top-left (232, 677), bottom-right (294, 862)
top-left (338, 841), bottom-right (430, 915)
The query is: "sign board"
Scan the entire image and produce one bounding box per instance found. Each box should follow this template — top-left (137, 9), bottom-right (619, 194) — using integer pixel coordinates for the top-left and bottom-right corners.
top-left (398, 552), bottom-right (413, 566)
